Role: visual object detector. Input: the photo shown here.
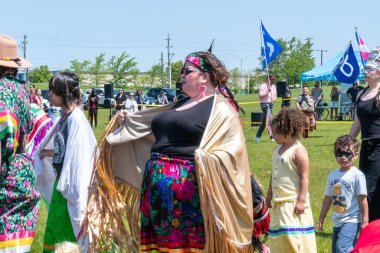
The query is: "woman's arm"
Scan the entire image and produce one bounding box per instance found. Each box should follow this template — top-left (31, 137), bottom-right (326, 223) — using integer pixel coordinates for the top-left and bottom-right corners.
top-left (349, 109), bottom-right (361, 137)
top-left (39, 149), bottom-right (54, 159)
top-left (294, 145), bottom-right (309, 214)
top-left (295, 99), bottom-right (301, 110)
top-left (349, 89), bottom-right (364, 137)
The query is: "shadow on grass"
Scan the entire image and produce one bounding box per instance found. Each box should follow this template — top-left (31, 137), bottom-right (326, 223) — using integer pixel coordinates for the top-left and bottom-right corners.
top-left (307, 135), bottom-right (324, 139)
top-left (315, 230), bottom-right (332, 239)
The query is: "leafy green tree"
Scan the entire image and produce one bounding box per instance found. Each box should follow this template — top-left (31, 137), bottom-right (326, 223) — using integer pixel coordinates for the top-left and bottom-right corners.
top-left (69, 59), bottom-right (91, 82)
top-left (89, 53), bottom-right (107, 86)
top-left (107, 51), bottom-right (138, 88)
top-left (128, 68), bottom-right (140, 86)
top-left (147, 64), bottom-right (162, 87)
top-left (28, 65), bottom-right (53, 83)
top-left (229, 67), bottom-right (241, 94)
top-left (170, 61), bottom-right (184, 86)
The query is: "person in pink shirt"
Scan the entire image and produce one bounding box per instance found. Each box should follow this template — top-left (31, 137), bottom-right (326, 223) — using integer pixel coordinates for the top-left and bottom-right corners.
top-left (255, 74), bottom-right (277, 142)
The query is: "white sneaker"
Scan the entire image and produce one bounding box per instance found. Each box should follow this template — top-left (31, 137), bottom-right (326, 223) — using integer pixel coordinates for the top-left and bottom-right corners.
top-left (255, 137), bottom-right (261, 142)
top-left (270, 137), bottom-right (275, 142)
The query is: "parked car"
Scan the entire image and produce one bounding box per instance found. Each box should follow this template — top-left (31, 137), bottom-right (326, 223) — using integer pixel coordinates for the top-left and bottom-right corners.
top-left (82, 93), bottom-right (89, 110)
top-left (144, 95), bottom-right (158, 105)
top-left (147, 88), bottom-right (176, 102)
top-left (85, 88), bottom-right (114, 108)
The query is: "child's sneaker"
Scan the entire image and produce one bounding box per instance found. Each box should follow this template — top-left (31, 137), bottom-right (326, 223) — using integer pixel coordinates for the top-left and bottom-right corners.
top-left (255, 137), bottom-right (261, 142)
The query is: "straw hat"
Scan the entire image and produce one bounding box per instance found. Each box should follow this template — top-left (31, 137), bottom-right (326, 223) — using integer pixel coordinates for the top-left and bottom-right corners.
top-left (0, 35), bottom-right (31, 69)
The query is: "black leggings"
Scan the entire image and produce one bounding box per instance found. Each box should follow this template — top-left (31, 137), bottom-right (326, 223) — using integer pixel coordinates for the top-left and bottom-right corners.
top-left (360, 139), bottom-right (380, 222)
top-left (89, 108), bottom-right (98, 127)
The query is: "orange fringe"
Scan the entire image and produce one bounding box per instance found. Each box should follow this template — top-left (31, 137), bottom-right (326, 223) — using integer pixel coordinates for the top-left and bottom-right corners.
top-left (82, 116), bottom-right (140, 253)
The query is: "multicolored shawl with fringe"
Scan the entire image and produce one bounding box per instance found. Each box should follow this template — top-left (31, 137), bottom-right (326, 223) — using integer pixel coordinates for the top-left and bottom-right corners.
top-left (25, 103), bottom-right (54, 158)
top-left (83, 93), bottom-right (253, 252)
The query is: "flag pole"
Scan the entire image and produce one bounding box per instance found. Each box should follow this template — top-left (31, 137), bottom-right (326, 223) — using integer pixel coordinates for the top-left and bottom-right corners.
top-left (258, 17), bottom-right (270, 81)
top-left (355, 26), bottom-right (366, 67)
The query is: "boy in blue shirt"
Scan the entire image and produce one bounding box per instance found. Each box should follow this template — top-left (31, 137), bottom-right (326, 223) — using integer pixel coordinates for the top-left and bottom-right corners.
top-left (318, 135), bottom-right (368, 253)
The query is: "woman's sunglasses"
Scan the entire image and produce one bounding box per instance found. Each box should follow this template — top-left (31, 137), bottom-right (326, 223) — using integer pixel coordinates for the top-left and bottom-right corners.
top-left (364, 67), bottom-right (376, 73)
top-left (181, 68), bottom-right (201, 76)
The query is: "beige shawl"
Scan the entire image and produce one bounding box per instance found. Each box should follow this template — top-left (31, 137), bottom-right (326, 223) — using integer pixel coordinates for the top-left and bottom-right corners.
top-left (84, 94), bottom-right (253, 252)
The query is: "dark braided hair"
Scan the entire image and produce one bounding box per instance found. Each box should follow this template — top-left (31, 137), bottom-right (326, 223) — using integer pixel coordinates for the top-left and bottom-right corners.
top-left (0, 66), bottom-right (17, 78)
top-left (217, 83), bottom-right (245, 114)
top-left (376, 86), bottom-right (380, 108)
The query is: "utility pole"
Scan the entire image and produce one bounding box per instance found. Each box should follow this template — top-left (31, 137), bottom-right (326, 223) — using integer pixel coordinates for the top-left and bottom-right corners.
top-left (160, 52), bottom-right (164, 87)
top-left (166, 34), bottom-right (173, 88)
top-left (21, 34), bottom-right (28, 83)
top-left (229, 53), bottom-right (253, 94)
top-left (314, 49), bottom-right (328, 65)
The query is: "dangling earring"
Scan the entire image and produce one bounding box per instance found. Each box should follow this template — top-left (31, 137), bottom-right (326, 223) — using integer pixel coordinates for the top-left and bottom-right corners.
top-left (199, 84), bottom-right (207, 98)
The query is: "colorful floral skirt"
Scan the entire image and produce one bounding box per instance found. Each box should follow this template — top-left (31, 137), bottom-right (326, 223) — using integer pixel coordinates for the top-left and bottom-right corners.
top-left (42, 180), bottom-right (76, 252)
top-left (140, 153), bottom-right (205, 252)
top-left (0, 153), bottom-right (40, 253)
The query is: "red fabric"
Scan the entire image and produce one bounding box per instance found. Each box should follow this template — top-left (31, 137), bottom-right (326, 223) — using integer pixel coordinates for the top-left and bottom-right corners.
top-left (350, 220), bottom-right (380, 253)
top-left (253, 201), bottom-right (270, 237)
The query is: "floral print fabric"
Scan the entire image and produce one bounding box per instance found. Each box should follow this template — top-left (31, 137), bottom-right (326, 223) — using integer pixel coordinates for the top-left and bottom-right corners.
top-left (140, 153), bottom-right (205, 252)
top-left (0, 76), bottom-right (40, 252)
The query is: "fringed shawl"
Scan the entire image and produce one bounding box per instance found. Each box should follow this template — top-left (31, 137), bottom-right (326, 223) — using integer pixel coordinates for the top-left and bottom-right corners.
top-left (84, 94), bottom-right (253, 252)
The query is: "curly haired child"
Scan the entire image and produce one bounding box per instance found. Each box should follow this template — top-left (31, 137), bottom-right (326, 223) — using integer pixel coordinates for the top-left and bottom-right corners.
top-left (266, 108), bottom-right (317, 253)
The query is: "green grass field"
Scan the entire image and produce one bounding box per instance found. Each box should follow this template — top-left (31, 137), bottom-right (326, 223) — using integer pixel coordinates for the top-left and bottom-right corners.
top-left (30, 88), bottom-right (355, 253)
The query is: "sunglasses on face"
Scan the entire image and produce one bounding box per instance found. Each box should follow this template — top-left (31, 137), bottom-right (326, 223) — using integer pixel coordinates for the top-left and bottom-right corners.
top-left (334, 148), bottom-right (354, 161)
top-left (365, 67), bottom-right (376, 73)
top-left (181, 68), bottom-right (201, 76)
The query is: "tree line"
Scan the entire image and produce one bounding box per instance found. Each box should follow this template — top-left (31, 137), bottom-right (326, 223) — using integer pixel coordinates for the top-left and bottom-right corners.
top-left (29, 37), bottom-right (316, 92)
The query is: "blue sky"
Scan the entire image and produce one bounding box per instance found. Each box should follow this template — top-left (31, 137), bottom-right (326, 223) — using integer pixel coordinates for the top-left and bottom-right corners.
top-left (1, 0), bottom-right (377, 73)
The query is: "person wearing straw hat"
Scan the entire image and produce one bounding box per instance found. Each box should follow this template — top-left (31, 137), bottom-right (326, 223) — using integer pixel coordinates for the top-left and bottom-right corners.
top-left (0, 35), bottom-right (40, 252)
top-left (349, 46), bottom-right (380, 222)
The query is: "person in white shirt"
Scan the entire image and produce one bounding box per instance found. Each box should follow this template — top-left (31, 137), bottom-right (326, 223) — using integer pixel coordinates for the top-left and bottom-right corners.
top-left (125, 92), bottom-right (138, 113)
top-left (255, 74), bottom-right (277, 142)
top-left (318, 135), bottom-right (368, 253)
top-left (157, 91), bottom-right (169, 105)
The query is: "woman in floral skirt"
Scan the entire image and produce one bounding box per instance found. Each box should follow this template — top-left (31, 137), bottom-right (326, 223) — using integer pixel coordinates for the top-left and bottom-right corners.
top-left (84, 51), bottom-right (253, 253)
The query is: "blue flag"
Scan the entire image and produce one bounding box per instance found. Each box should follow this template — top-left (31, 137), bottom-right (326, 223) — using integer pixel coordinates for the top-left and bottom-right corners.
top-left (333, 43), bottom-right (359, 84)
top-left (260, 21), bottom-right (283, 69)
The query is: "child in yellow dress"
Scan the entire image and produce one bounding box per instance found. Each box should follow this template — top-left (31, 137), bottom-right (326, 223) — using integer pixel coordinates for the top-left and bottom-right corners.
top-left (266, 108), bottom-right (317, 253)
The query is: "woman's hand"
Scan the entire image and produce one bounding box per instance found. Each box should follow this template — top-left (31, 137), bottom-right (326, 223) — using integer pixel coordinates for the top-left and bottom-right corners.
top-left (117, 109), bottom-right (128, 126)
top-left (39, 149), bottom-right (54, 159)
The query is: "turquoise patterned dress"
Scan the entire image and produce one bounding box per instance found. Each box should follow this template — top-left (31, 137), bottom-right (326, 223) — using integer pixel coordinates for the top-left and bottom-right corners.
top-left (0, 76), bottom-right (40, 252)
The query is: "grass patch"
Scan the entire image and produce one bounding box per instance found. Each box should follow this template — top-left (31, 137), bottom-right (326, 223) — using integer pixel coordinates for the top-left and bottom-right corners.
top-left (31, 91), bottom-right (354, 253)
